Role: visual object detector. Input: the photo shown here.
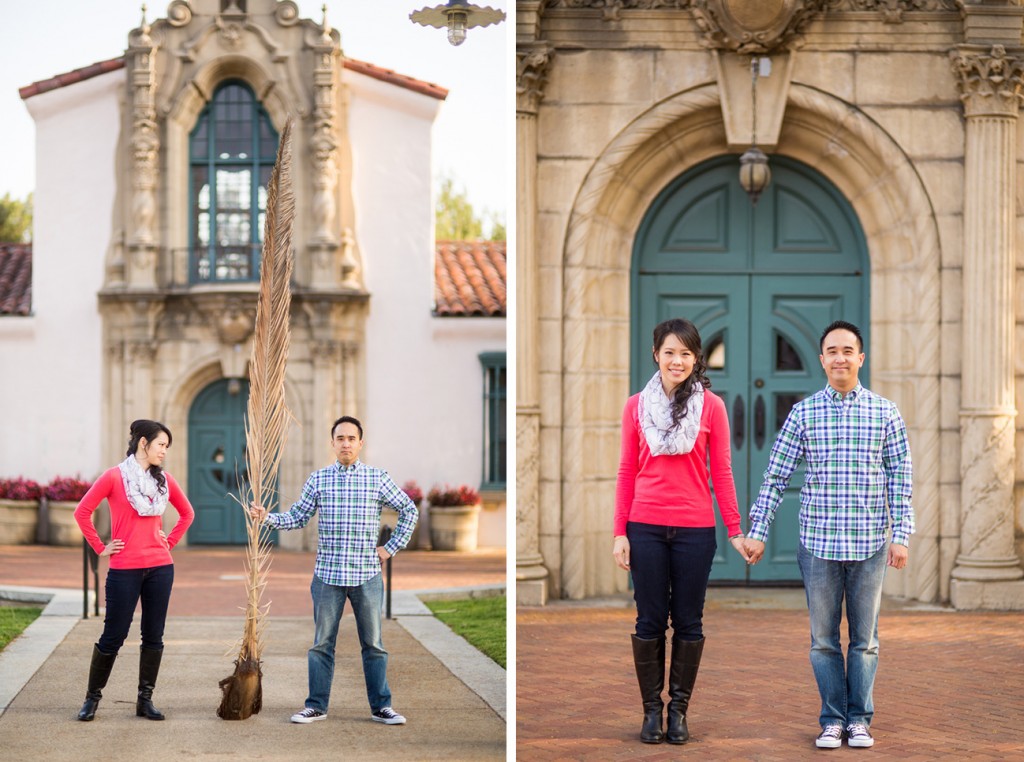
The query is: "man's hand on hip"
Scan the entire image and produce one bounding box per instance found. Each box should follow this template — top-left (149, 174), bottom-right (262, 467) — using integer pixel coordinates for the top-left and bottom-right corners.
top-left (377, 546), bottom-right (392, 563)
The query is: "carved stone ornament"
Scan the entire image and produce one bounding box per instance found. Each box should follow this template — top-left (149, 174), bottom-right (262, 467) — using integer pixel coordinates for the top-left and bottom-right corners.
top-left (951, 44), bottom-right (1024, 118)
top-left (692, 0), bottom-right (828, 54)
top-left (517, 43), bottom-right (555, 114)
top-left (542, 1), bottom-right (691, 23)
top-left (166, 0), bottom-right (193, 27)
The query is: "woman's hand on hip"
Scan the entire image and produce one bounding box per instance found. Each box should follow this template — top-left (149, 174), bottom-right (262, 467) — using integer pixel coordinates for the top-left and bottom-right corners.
top-left (100, 539), bottom-right (125, 557)
top-left (612, 535), bottom-right (630, 571)
top-left (158, 529), bottom-right (169, 549)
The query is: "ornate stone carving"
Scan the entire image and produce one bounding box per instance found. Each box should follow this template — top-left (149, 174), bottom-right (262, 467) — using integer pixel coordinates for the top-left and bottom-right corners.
top-left (951, 45), bottom-right (1024, 118)
top-left (166, 0), bottom-right (193, 27)
top-left (340, 228), bottom-right (362, 289)
top-left (827, 0), bottom-right (959, 19)
top-left (129, 9), bottom-right (159, 252)
top-left (517, 43), bottom-right (555, 114)
top-left (692, 0), bottom-right (829, 54)
top-left (274, 0), bottom-right (300, 26)
top-left (308, 8), bottom-right (340, 249)
top-left (216, 298), bottom-right (256, 344)
top-left (543, 0), bottom-right (691, 22)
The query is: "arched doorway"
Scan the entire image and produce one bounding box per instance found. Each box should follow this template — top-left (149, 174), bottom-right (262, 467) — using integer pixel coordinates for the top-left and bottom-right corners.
top-left (632, 155), bottom-right (869, 582)
top-left (188, 378), bottom-right (275, 545)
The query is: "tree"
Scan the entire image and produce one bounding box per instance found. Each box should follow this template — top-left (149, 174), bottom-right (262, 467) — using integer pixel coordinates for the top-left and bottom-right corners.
top-left (435, 176), bottom-right (504, 241)
top-left (0, 193), bottom-right (32, 243)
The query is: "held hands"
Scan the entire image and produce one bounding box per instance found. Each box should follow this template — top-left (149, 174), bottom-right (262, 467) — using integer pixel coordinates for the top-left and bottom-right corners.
top-left (612, 535), bottom-right (630, 571)
top-left (742, 538), bottom-right (766, 566)
top-left (888, 543), bottom-right (909, 570)
top-left (729, 535), bottom-right (753, 563)
top-left (100, 539), bottom-right (125, 557)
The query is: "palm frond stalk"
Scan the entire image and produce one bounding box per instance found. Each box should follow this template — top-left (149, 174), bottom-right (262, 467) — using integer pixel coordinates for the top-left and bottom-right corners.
top-left (217, 118), bottom-right (295, 720)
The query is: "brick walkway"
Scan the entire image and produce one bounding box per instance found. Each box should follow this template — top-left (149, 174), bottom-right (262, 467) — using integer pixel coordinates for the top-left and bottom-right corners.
top-left (0, 544), bottom-right (506, 616)
top-left (517, 604), bottom-right (1024, 761)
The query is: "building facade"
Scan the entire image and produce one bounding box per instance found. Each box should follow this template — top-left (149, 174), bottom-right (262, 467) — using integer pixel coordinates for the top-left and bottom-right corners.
top-left (516, 0), bottom-right (1024, 608)
top-left (2, 0), bottom-right (506, 550)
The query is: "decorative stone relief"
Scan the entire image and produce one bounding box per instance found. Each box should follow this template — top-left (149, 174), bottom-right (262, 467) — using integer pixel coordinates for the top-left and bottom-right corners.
top-left (275, 0), bottom-right (300, 26)
top-left (950, 44), bottom-right (1024, 118)
top-left (340, 228), bottom-right (362, 289)
top-left (129, 10), bottom-right (159, 252)
top-left (308, 9), bottom-right (340, 251)
top-left (517, 43), bottom-right (555, 114)
top-left (692, 0), bottom-right (829, 54)
top-left (166, 0), bottom-right (193, 27)
top-left (542, 0), bottom-right (691, 22)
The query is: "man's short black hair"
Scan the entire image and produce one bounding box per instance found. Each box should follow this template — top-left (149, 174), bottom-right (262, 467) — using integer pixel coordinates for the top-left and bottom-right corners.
top-left (331, 415), bottom-right (363, 440)
top-left (820, 320), bottom-right (863, 353)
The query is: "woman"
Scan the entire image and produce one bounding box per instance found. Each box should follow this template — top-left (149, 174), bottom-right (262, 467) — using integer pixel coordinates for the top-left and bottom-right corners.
top-left (74, 419), bottom-right (195, 722)
top-left (613, 318), bottom-right (750, 745)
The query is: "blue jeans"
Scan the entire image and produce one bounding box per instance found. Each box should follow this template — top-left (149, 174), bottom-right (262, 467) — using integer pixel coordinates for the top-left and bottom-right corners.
top-left (797, 542), bottom-right (887, 728)
top-left (97, 564), bottom-right (174, 655)
top-left (306, 573), bottom-right (390, 713)
top-left (627, 522), bottom-right (717, 641)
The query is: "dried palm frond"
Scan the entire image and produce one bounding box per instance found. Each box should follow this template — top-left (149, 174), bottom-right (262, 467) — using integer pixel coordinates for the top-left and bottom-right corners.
top-left (217, 117), bottom-right (296, 721)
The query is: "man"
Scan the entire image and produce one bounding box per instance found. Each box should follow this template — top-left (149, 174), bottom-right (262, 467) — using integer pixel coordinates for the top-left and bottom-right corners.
top-left (251, 415), bottom-right (417, 725)
top-left (744, 320), bottom-right (914, 750)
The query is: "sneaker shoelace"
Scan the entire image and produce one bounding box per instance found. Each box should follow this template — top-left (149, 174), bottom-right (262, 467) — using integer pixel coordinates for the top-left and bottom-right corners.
top-left (822, 725), bottom-right (843, 738)
top-left (847, 723), bottom-right (869, 737)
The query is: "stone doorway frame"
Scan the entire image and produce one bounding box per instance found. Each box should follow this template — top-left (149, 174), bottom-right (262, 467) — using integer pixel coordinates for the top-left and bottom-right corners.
top-left (556, 82), bottom-right (942, 602)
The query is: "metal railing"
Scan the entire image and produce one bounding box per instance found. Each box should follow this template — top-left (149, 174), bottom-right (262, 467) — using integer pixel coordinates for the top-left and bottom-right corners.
top-left (378, 525), bottom-right (393, 620)
top-left (82, 539), bottom-right (100, 619)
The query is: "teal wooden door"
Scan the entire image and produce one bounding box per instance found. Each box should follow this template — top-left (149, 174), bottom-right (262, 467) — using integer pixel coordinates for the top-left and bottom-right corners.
top-left (633, 156), bottom-right (868, 582)
top-left (188, 379), bottom-right (273, 545)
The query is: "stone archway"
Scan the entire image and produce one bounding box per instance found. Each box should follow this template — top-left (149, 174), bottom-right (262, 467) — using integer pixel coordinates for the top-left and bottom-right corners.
top-left (558, 82), bottom-right (942, 602)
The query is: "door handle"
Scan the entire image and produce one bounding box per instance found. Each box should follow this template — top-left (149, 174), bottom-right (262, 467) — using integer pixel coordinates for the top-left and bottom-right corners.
top-left (754, 395), bottom-right (766, 450)
top-left (732, 394), bottom-right (744, 450)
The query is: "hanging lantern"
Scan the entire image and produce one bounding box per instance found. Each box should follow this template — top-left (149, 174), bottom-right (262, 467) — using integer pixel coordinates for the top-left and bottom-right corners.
top-left (410, 0), bottom-right (506, 47)
top-left (739, 146), bottom-right (771, 205)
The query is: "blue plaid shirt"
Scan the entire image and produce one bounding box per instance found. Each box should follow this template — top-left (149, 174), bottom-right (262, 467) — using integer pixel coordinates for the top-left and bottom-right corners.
top-left (265, 460), bottom-right (418, 586)
top-left (748, 383), bottom-right (914, 561)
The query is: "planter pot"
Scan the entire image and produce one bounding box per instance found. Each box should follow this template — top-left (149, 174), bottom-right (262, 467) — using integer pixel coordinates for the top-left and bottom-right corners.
top-left (428, 504), bottom-right (481, 552)
top-left (0, 499), bottom-right (39, 545)
top-left (48, 500), bottom-right (86, 546)
top-left (380, 501), bottom-right (423, 550)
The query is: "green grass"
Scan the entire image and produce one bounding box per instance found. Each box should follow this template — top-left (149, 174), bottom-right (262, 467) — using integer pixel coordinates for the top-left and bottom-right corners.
top-left (0, 607), bottom-right (42, 652)
top-left (425, 594), bottom-right (506, 668)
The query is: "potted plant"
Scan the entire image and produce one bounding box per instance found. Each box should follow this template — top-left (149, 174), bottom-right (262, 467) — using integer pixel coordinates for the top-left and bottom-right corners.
top-left (380, 480), bottom-right (424, 550)
top-left (45, 475), bottom-right (94, 546)
top-left (0, 477), bottom-right (43, 545)
top-left (427, 484), bottom-right (481, 552)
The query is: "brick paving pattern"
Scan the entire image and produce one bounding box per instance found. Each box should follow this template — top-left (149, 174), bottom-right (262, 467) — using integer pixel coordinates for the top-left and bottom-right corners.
top-left (0, 544), bottom-right (506, 616)
top-left (517, 605), bottom-right (1024, 761)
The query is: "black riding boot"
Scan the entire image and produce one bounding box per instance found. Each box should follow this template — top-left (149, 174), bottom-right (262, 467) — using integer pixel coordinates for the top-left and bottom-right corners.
top-left (136, 646), bottom-right (166, 720)
top-left (630, 634), bottom-right (666, 744)
top-left (78, 644), bottom-right (117, 721)
top-left (666, 636), bottom-right (705, 744)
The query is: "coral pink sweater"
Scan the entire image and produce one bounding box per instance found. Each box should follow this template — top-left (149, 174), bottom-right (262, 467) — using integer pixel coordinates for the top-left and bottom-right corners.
top-left (75, 467), bottom-right (195, 570)
top-left (615, 391), bottom-right (741, 537)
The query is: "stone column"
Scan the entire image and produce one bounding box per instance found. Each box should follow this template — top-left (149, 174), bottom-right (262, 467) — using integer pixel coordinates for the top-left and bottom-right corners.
top-left (949, 44), bottom-right (1024, 609)
top-left (308, 9), bottom-right (342, 284)
top-left (515, 42), bottom-right (553, 606)
top-left (127, 9), bottom-right (159, 288)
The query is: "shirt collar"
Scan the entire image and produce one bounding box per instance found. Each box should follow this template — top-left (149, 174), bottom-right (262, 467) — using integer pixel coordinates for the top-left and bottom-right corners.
top-left (334, 459), bottom-right (362, 473)
top-left (825, 382), bottom-right (863, 402)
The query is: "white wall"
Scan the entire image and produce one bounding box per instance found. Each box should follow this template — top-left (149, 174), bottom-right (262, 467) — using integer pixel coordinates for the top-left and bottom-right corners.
top-left (346, 69), bottom-right (506, 508)
top-left (0, 71), bottom-right (121, 484)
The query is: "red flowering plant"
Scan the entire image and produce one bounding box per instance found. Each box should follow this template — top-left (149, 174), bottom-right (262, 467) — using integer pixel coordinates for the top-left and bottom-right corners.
top-left (401, 481), bottom-right (423, 505)
top-left (0, 477), bottom-right (44, 501)
top-left (427, 484), bottom-right (480, 507)
top-left (45, 476), bottom-right (93, 502)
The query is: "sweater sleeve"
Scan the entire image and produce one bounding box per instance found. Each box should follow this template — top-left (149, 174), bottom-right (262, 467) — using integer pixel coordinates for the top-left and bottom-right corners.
top-left (706, 394), bottom-right (742, 537)
top-left (74, 470), bottom-right (114, 555)
top-left (614, 397), bottom-right (639, 537)
top-left (164, 473), bottom-right (195, 549)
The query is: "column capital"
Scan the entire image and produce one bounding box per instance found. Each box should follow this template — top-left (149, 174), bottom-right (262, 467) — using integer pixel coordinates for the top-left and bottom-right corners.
top-left (517, 42), bottom-right (555, 115)
top-left (950, 44), bottom-right (1024, 117)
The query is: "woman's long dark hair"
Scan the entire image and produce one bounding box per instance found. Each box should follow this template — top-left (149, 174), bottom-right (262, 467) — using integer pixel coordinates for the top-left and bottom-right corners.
top-left (652, 318), bottom-right (711, 429)
top-left (126, 419), bottom-right (172, 493)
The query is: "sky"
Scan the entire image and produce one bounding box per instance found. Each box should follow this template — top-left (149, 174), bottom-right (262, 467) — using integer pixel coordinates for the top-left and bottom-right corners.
top-left (0, 0), bottom-right (509, 227)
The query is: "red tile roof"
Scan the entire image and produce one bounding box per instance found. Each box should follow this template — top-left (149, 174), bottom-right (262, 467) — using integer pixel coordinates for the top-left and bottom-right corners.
top-left (434, 240), bottom-right (506, 317)
top-left (0, 244), bottom-right (32, 316)
top-left (19, 55), bottom-right (446, 102)
top-left (19, 57), bottom-right (126, 100)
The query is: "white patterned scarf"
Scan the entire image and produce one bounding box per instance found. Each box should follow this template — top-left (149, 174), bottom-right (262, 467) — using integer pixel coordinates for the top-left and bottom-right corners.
top-left (118, 456), bottom-right (168, 517)
top-left (638, 371), bottom-right (704, 456)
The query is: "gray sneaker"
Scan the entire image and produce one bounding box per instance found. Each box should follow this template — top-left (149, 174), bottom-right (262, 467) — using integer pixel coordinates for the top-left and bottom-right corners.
top-left (846, 722), bottom-right (874, 748)
top-left (815, 724), bottom-right (843, 748)
top-left (371, 706), bottom-right (406, 725)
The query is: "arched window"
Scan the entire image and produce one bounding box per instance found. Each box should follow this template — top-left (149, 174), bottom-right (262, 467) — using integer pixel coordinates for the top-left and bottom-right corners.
top-left (189, 80), bottom-right (278, 282)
